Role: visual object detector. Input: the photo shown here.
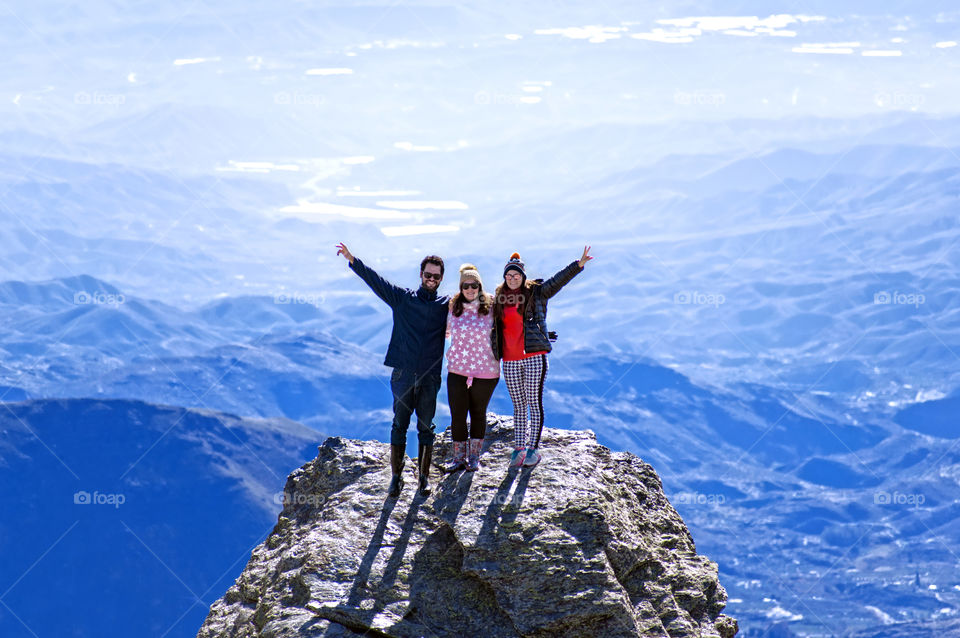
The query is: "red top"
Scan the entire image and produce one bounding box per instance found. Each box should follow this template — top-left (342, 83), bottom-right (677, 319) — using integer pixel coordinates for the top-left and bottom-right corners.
top-left (502, 303), bottom-right (547, 361)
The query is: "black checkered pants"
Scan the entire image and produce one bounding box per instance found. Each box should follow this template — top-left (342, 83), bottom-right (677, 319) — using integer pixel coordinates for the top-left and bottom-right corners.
top-left (502, 353), bottom-right (548, 449)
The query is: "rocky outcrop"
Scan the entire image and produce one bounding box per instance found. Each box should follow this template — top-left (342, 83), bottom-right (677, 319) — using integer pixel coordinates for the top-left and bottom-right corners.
top-left (197, 415), bottom-right (738, 637)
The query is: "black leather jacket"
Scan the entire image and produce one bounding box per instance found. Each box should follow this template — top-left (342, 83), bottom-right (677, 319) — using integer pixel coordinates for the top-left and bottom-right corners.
top-left (492, 260), bottom-right (584, 360)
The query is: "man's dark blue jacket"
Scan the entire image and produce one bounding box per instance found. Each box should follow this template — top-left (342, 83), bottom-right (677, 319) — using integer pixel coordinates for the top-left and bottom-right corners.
top-left (349, 257), bottom-right (449, 377)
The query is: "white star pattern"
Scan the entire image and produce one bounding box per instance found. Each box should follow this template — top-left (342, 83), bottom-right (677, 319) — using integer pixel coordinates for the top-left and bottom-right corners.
top-left (446, 303), bottom-right (499, 378)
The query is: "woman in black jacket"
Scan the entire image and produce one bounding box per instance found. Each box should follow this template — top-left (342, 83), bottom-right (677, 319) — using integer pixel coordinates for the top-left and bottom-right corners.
top-left (492, 247), bottom-right (592, 468)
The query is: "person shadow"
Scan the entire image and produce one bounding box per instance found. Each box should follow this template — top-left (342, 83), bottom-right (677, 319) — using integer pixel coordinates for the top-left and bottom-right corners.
top-left (314, 492), bottom-right (428, 635)
top-left (495, 467), bottom-right (532, 530)
top-left (343, 445), bottom-right (480, 609)
top-left (430, 468), bottom-right (475, 526)
top-left (345, 457), bottom-right (529, 604)
top-left (345, 485), bottom-right (429, 609)
top-left (338, 435), bottom-right (532, 627)
top-left (474, 464), bottom-right (526, 549)
top-left (377, 492), bottom-right (426, 592)
top-left (344, 494), bottom-right (400, 607)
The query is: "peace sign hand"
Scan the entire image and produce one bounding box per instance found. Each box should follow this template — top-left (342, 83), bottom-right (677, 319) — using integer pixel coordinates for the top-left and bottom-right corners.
top-left (578, 245), bottom-right (593, 268)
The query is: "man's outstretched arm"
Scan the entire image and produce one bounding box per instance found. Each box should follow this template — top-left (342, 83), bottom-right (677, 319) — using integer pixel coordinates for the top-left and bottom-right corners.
top-left (337, 242), bottom-right (405, 308)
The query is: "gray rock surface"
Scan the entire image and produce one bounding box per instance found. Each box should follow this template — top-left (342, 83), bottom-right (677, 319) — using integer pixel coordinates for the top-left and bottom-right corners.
top-left (197, 415), bottom-right (738, 637)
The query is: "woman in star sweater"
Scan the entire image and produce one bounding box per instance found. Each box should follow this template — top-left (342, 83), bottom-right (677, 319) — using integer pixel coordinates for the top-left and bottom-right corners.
top-left (493, 247), bottom-right (592, 468)
top-left (444, 264), bottom-right (501, 472)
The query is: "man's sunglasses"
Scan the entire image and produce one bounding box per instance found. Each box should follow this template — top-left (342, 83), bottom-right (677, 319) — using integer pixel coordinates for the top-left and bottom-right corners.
top-left (461, 282), bottom-right (480, 290)
top-left (422, 272), bottom-right (442, 281)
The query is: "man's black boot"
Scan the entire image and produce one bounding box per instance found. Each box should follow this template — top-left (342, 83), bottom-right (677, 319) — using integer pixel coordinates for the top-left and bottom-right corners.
top-left (417, 444), bottom-right (433, 497)
top-left (388, 444), bottom-right (405, 498)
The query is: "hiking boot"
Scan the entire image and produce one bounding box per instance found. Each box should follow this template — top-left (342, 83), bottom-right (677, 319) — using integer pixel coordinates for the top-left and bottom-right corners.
top-left (510, 447), bottom-right (526, 469)
top-left (466, 438), bottom-right (483, 472)
top-left (388, 444), bottom-right (405, 498)
top-left (522, 448), bottom-right (542, 468)
top-left (444, 440), bottom-right (467, 473)
top-left (417, 444), bottom-right (433, 497)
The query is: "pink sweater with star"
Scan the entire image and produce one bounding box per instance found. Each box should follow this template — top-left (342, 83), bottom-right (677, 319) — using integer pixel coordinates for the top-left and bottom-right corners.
top-left (446, 300), bottom-right (500, 379)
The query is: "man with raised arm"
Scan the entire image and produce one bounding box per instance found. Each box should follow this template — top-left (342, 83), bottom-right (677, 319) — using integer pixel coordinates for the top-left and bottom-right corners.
top-left (336, 242), bottom-right (449, 498)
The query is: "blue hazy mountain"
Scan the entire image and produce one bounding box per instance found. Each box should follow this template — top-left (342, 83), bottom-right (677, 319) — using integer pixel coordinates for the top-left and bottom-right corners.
top-left (0, 398), bottom-right (321, 638)
top-left (0, 275), bottom-right (387, 432)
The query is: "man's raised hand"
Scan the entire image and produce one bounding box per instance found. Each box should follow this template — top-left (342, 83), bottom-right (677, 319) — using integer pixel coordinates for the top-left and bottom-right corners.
top-left (336, 242), bottom-right (355, 264)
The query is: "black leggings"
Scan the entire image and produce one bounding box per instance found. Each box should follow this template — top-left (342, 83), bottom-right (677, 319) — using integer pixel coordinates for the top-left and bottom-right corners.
top-left (447, 373), bottom-right (499, 441)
